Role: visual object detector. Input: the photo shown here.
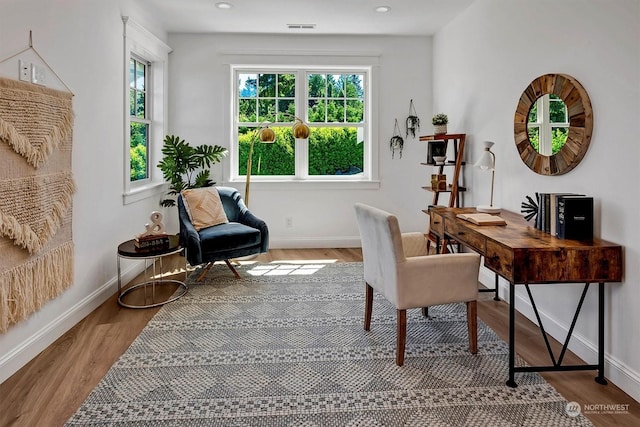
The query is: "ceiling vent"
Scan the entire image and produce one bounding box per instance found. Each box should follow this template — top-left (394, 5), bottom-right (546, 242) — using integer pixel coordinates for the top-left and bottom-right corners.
top-left (287, 24), bottom-right (316, 30)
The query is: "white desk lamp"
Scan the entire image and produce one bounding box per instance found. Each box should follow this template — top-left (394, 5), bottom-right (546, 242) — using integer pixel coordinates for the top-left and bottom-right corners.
top-left (475, 141), bottom-right (501, 213)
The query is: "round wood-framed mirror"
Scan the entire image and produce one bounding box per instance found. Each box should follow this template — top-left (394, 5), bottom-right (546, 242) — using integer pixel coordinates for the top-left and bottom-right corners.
top-left (514, 73), bottom-right (593, 175)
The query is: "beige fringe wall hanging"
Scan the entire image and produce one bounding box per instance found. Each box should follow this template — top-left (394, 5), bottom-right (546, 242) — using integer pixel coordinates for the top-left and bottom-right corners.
top-left (0, 76), bottom-right (75, 333)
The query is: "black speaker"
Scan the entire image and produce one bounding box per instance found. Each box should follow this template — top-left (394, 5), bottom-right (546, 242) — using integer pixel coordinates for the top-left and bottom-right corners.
top-left (556, 196), bottom-right (593, 240)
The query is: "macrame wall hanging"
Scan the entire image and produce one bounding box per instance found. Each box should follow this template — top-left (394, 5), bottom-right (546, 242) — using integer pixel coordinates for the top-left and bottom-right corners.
top-left (0, 32), bottom-right (75, 333)
top-left (405, 99), bottom-right (420, 138)
top-left (389, 119), bottom-right (404, 159)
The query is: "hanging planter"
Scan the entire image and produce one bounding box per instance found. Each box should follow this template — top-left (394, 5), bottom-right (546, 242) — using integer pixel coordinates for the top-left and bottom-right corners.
top-left (405, 99), bottom-right (420, 138)
top-left (389, 119), bottom-right (404, 159)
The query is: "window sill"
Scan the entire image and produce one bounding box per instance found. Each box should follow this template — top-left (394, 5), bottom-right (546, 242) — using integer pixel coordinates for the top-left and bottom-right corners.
top-left (123, 182), bottom-right (167, 205)
top-left (225, 179), bottom-right (380, 191)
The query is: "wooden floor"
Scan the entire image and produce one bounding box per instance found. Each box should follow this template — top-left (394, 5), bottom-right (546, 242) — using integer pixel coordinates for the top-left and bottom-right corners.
top-left (1, 248), bottom-right (638, 427)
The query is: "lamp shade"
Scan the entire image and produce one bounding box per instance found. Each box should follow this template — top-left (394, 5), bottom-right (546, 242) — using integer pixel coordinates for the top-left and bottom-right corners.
top-left (475, 141), bottom-right (495, 170)
top-left (292, 119), bottom-right (310, 139)
top-left (259, 127), bottom-right (276, 143)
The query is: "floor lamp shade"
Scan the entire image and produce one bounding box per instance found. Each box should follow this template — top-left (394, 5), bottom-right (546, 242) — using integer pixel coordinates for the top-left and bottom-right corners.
top-left (244, 117), bottom-right (309, 207)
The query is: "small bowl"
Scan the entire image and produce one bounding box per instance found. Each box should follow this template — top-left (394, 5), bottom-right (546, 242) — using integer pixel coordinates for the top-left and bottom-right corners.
top-left (433, 156), bottom-right (447, 165)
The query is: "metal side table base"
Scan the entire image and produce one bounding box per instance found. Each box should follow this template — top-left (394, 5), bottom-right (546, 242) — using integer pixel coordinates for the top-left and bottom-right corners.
top-left (117, 236), bottom-right (188, 309)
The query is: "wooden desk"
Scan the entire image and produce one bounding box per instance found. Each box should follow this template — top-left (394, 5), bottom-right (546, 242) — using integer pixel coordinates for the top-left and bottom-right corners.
top-left (428, 207), bottom-right (623, 387)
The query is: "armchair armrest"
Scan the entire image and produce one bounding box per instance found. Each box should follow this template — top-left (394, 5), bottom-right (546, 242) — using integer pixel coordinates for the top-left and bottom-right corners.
top-left (178, 196), bottom-right (203, 265)
top-left (238, 208), bottom-right (269, 253)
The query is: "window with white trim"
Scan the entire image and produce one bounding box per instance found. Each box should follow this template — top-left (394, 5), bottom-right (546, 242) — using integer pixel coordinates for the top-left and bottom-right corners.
top-left (122, 17), bottom-right (171, 204)
top-left (129, 55), bottom-right (150, 182)
top-left (232, 67), bottom-right (371, 182)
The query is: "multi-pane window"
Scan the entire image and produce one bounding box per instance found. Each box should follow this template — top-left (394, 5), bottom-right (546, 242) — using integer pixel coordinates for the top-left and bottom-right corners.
top-left (527, 94), bottom-right (568, 155)
top-left (129, 57), bottom-right (150, 182)
top-left (234, 68), bottom-right (368, 181)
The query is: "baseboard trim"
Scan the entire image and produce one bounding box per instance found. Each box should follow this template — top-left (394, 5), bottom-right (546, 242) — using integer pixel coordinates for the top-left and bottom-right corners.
top-left (0, 261), bottom-right (145, 384)
top-left (270, 236), bottom-right (361, 249)
top-left (479, 267), bottom-right (640, 403)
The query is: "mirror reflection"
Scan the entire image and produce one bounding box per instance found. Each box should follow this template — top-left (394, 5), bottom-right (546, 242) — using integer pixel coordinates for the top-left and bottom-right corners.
top-left (527, 94), bottom-right (568, 155)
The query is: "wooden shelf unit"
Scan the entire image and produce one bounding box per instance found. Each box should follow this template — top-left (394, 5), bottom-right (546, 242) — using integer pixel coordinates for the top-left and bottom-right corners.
top-left (419, 133), bottom-right (466, 208)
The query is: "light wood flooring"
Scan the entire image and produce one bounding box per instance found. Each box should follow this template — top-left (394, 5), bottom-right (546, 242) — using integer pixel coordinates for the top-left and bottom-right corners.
top-left (1, 248), bottom-right (638, 427)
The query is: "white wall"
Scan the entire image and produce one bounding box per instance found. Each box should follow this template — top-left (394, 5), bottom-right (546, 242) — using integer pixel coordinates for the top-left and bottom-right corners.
top-left (167, 33), bottom-right (434, 247)
top-left (433, 0), bottom-right (640, 401)
top-left (0, 0), bottom-right (169, 383)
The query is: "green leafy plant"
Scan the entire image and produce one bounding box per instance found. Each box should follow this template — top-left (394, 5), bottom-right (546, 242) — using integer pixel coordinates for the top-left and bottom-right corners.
top-left (432, 113), bottom-right (448, 126)
top-left (157, 135), bottom-right (228, 207)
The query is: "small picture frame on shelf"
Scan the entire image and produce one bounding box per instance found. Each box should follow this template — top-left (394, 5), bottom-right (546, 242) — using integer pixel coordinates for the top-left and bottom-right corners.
top-left (427, 140), bottom-right (447, 164)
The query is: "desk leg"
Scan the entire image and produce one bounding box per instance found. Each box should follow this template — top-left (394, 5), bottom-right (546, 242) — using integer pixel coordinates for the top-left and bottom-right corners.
top-left (506, 281), bottom-right (517, 388)
top-left (493, 273), bottom-right (500, 301)
top-left (596, 282), bottom-right (608, 385)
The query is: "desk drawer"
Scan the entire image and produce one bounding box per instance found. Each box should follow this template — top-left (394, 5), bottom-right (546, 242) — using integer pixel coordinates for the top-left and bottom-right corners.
top-left (430, 211), bottom-right (444, 237)
top-left (485, 240), bottom-right (514, 282)
top-left (445, 220), bottom-right (486, 253)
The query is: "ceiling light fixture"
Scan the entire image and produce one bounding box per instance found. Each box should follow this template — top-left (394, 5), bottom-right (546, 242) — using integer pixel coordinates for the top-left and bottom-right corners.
top-left (375, 6), bottom-right (391, 13)
top-left (215, 2), bottom-right (233, 9)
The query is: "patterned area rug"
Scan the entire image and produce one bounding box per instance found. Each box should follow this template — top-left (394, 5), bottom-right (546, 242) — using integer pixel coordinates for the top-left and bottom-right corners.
top-left (66, 262), bottom-right (593, 426)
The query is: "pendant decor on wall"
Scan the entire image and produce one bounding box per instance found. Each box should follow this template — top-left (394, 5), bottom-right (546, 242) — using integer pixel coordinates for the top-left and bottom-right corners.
top-left (405, 99), bottom-right (420, 138)
top-left (389, 119), bottom-right (404, 159)
top-left (0, 76), bottom-right (75, 333)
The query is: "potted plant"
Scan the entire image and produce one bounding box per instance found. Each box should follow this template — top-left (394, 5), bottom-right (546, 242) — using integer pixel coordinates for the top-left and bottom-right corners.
top-left (157, 135), bottom-right (228, 207)
top-left (432, 113), bottom-right (448, 135)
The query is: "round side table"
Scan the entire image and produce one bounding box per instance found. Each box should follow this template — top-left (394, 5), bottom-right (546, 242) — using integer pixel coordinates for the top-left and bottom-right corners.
top-left (117, 235), bottom-right (188, 308)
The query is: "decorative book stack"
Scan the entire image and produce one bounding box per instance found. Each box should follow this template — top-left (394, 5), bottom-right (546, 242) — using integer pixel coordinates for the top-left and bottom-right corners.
top-left (556, 195), bottom-right (593, 240)
top-left (134, 233), bottom-right (170, 250)
top-left (534, 193), bottom-right (593, 240)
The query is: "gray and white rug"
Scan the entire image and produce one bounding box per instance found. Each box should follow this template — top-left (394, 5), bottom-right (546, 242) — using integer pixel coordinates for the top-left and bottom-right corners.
top-left (66, 262), bottom-right (592, 426)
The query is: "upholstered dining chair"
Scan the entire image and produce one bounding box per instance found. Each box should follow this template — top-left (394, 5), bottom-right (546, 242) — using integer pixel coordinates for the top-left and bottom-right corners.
top-left (178, 186), bottom-right (268, 281)
top-left (354, 203), bottom-right (481, 366)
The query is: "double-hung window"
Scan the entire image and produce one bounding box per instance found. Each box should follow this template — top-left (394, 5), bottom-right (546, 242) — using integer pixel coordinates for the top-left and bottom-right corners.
top-left (122, 17), bottom-right (171, 204)
top-left (129, 56), bottom-right (150, 182)
top-left (232, 66), bottom-right (372, 184)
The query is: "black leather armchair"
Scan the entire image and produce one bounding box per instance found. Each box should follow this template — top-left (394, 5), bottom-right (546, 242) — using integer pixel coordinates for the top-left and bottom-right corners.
top-left (178, 186), bottom-right (269, 280)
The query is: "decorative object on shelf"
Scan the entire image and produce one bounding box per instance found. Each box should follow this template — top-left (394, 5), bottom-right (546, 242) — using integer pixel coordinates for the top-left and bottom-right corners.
top-left (135, 211), bottom-right (170, 250)
top-left (157, 135), bottom-right (228, 207)
top-left (431, 174), bottom-right (447, 191)
top-left (433, 155), bottom-right (447, 165)
top-left (244, 115), bottom-right (309, 207)
top-left (427, 140), bottom-right (447, 164)
top-left (520, 194), bottom-right (539, 223)
top-left (475, 141), bottom-right (501, 213)
top-left (432, 113), bottom-right (448, 135)
top-left (137, 211), bottom-right (167, 238)
top-left (389, 118), bottom-right (404, 159)
top-left (405, 99), bottom-right (420, 138)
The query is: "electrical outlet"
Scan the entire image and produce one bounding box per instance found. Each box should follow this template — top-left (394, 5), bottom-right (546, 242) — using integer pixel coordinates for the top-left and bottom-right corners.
top-left (19, 60), bottom-right (30, 81)
top-left (285, 217), bottom-right (293, 228)
top-left (31, 64), bottom-right (46, 86)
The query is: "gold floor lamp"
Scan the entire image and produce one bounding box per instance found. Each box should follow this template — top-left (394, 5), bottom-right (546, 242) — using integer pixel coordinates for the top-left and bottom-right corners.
top-left (244, 116), bottom-right (309, 207)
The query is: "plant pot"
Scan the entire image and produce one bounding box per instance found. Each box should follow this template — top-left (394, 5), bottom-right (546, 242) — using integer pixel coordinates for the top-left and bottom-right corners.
top-left (434, 124), bottom-right (447, 135)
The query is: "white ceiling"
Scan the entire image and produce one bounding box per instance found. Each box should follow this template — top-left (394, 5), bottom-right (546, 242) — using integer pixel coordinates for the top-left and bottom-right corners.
top-left (134, 0), bottom-right (476, 36)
